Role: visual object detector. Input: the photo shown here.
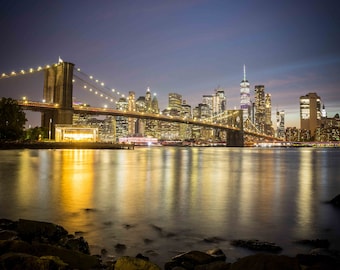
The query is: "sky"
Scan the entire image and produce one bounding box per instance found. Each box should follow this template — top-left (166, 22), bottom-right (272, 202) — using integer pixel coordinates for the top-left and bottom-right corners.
top-left (0, 0), bottom-right (340, 128)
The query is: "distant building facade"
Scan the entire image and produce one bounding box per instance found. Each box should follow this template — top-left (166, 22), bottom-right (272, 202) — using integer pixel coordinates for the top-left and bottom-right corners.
top-left (276, 110), bottom-right (285, 139)
top-left (300, 92), bottom-right (321, 137)
top-left (240, 65), bottom-right (251, 121)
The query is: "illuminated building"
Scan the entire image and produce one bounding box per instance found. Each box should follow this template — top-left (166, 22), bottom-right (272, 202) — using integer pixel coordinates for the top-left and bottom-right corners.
top-left (254, 85), bottom-right (266, 133)
top-left (55, 125), bottom-right (98, 142)
top-left (145, 89), bottom-right (159, 138)
top-left (151, 93), bottom-right (159, 114)
top-left (181, 100), bottom-right (192, 139)
top-left (145, 87), bottom-right (152, 112)
top-left (168, 93), bottom-right (182, 113)
top-left (240, 65), bottom-right (251, 121)
top-left (135, 96), bottom-right (146, 135)
top-left (116, 97), bottom-right (129, 139)
top-left (276, 110), bottom-right (285, 139)
top-left (213, 87), bottom-right (226, 115)
top-left (300, 92), bottom-right (321, 137)
top-left (265, 93), bottom-right (273, 135)
top-left (202, 95), bottom-right (213, 118)
top-left (181, 100), bottom-right (192, 118)
top-left (315, 113), bottom-right (340, 142)
top-left (128, 91), bottom-right (136, 135)
top-left (285, 127), bottom-right (299, 142)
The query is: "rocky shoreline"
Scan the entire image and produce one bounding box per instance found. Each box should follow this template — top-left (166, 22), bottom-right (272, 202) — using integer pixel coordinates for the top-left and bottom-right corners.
top-left (1, 217), bottom-right (340, 270)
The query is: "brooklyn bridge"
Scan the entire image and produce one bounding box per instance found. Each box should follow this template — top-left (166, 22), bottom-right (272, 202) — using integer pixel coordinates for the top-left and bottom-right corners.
top-left (1, 61), bottom-right (280, 146)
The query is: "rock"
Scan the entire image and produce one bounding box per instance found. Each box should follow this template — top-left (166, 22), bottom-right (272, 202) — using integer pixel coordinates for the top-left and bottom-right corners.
top-left (230, 253), bottom-right (300, 270)
top-left (165, 250), bottom-right (223, 269)
top-left (136, 253), bottom-right (150, 261)
top-left (203, 236), bottom-right (226, 243)
top-left (0, 219), bottom-right (17, 230)
top-left (0, 253), bottom-right (69, 270)
top-left (230, 239), bottom-right (282, 253)
top-left (115, 256), bottom-right (161, 270)
top-left (295, 239), bottom-right (330, 249)
top-left (329, 194), bottom-right (340, 207)
top-left (0, 240), bottom-right (102, 269)
top-left (17, 219), bottom-right (68, 243)
top-left (144, 238), bottom-right (153, 244)
top-left (115, 243), bottom-right (127, 252)
top-left (0, 239), bottom-right (35, 255)
top-left (0, 230), bottom-right (19, 240)
top-left (61, 236), bottom-right (90, 254)
top-left (296, 253), bottom-right (339, 269)
top-left (195, 260), bottom-right (231, 270)
top-left (205, 248), bottom-right (227, 261)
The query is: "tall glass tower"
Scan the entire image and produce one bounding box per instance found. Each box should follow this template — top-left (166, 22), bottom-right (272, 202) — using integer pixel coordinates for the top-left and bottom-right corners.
top-left (240, 65), bottom-right (251, 121)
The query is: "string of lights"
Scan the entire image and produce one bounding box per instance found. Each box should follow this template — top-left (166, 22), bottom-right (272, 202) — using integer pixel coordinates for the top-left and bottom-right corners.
top-left (73, 67), bottom-right (127, 104)
top-left (0, 61), bottom-right (129, 107)
top-left (0, 64), bottom-right (53, 79)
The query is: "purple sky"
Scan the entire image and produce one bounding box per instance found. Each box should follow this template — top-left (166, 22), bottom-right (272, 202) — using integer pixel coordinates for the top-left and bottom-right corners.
top-left (0, 0), bottom-right (339, 128)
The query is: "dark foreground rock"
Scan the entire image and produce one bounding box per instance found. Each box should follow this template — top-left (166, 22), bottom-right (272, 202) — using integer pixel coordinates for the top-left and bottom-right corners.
top-left (164, 249), bottom-right (230, 270)
top-left (0, 219), bottom-right (102, 269)
top-left (329, 194), bottom-right (340, 207)
top-left (1, 218), bottom-right (340, 269)
top-left (230, 239), bottom-right (283, 253)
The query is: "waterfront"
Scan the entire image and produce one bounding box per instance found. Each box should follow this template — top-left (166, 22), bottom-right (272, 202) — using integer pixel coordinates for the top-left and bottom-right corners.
top-left (0, 147), bottom-right (339, 265)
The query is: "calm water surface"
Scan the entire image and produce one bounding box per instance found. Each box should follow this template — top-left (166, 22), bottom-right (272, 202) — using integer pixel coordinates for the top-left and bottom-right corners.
top-left (0, 147), bottom-right (340, 265)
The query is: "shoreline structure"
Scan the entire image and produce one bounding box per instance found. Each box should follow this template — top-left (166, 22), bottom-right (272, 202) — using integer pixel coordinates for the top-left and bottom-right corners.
top-left (0, 141), bottom-right (134, 150)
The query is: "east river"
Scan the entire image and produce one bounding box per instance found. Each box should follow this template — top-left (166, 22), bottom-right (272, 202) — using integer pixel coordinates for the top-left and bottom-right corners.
top-left (0, 147), bottom-right (340, 265)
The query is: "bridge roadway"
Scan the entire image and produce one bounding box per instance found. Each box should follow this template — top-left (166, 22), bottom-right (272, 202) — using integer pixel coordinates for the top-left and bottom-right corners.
top-left (18, 100), bottom-right (277, 140)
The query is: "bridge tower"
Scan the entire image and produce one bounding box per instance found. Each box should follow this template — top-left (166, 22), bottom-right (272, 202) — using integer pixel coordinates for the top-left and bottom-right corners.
top-left (226, 109), bottom-right (244, 146)
top-left (41, 62), bottom-right (74, 138)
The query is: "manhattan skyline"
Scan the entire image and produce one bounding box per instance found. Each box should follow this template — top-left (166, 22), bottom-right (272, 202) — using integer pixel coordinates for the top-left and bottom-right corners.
top-left (0, 0), bottom-right (339, 128)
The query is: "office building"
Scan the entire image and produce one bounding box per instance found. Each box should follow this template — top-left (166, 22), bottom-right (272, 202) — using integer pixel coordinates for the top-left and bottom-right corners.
top-left (276, 110), bottom-right (285, 139)
top-left (254, 85), bottom-right (266, 133)
top-left (240, 65), bottom-right (251, 121)
top-left (300, 92), bottom-right (321, 136)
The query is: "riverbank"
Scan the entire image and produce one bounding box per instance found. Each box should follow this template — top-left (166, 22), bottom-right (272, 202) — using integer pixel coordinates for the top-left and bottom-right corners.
top-left (0, 218), bottom-right (339, 269)
top-left (0, 141), bottom-right (134, 150)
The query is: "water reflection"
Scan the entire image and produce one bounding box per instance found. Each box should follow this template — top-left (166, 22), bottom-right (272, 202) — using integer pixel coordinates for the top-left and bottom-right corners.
top-left (1, 147), bottom-right (340, 264)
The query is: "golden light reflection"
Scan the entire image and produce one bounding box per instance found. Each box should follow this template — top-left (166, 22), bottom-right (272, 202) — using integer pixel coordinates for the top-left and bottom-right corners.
top-left (56, 150), bottom-right (95, 214)
top-left (297, 149), bottom-right (313, 234)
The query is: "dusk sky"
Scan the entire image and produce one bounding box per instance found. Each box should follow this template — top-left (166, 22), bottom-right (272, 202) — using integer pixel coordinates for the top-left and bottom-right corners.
top-left (0, 0), bottom-right (339, 128)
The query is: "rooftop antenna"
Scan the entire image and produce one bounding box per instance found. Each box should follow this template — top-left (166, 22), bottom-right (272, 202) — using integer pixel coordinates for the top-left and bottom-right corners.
top-left (243, 64), bottom-right (246, 81)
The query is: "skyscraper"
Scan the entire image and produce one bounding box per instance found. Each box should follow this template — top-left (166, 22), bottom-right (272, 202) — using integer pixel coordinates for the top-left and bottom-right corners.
top-left (168, 93), bottom-right (182, 113)
top-left (276, 110), bottom-right (285, 139)
top-left (128, 91), bottom-right (136, 135)
top-left (265, 93), bottom-right (273, 135)
top-left (240, 65), bottom-right (251, 121)
top-left (300, 92), bottom-right (321, 136)
top-left (213, 87), bottom-right (226, 115)
top-left (254, 85), bottom-right (265, 133)
top-left (145, 87), bottom-right (152, 112)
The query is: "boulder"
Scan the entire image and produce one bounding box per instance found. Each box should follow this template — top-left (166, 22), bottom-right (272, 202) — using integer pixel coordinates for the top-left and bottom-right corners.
top-left (17, 219), bottom-right (68, 243)
top-left (114, 256), bottom-right (161, 270)
top-left (230, 239), bottom-right (282, 253)
top-left (0, 253), bottom-right (69, 270)
top-left (0, 239), bottom-right (101, 269)
top-left (0, 230), bottom-right (19, 240)
top-left (295, 239), bottom-right (330, 249)
top-left (296, 253), bottom-right (339, 269)
top-left (205, 248), bottom-right (227, 261)
top-left (59, 235), bottom-right (90, 254)
top-left (329, 194), bottom-right (340, 207)
top-left (0, 219), bottom-right (17, 230)
top-left (230, 253), bottom-right (299, 270)
top-left (165, 250), bottom-right (226, 270)
top-left (195, 261), bottom-right (231, 270)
